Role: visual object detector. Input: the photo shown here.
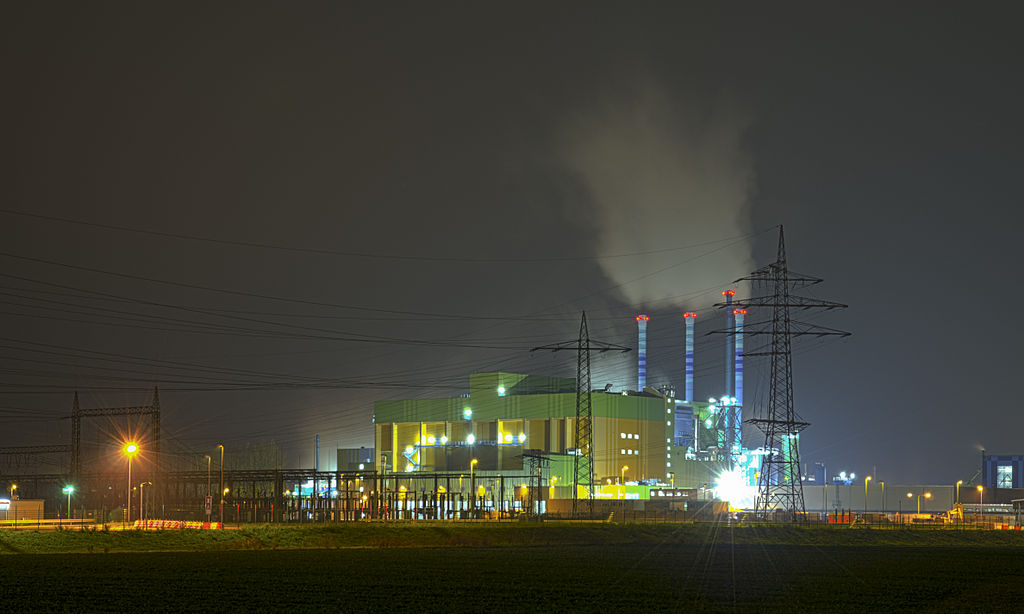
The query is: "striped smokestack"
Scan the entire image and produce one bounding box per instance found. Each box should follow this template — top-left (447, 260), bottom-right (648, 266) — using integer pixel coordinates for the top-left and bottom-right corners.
top-left (733, 308), bottom-right (746, 450)
top-left (683, 312), bottom-right (697, 402)
top-left (636, 314), bottom-right (649, 390)
top-left (722, 291), bottom-right (735, 397)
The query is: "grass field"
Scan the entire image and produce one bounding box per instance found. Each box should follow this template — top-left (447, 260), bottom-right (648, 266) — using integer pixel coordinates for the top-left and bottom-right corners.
top-left (1, 523), bottom-right (1022, 611)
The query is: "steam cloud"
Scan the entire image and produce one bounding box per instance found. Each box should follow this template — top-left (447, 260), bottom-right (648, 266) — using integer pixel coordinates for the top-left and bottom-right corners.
top-left (559, 82), bottom-right (756, 308)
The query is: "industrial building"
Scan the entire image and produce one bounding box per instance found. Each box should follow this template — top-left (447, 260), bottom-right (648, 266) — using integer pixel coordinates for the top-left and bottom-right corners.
top-left (372, 293), bottom-right (768, 507)
top-left (981, 452), bottom-right (1024, 489)
top-left (373, 371), bottom-right (673, 488)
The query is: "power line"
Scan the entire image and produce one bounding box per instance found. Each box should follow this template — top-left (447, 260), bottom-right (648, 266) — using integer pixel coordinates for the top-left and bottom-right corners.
top-left (0, 207), bottom-right (759, 264)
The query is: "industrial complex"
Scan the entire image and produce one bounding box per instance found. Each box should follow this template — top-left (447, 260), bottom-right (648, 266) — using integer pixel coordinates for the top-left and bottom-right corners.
top-left (1, 231), bottom-right (1022, 527)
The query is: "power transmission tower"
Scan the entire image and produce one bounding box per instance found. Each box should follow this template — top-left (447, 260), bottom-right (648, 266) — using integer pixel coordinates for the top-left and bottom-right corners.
top-left (72, 388), bottom-right (162, 482)
top-left (532, 312), bottom-right (630, 518)
top-left (714, 226), bottom-right (849, 520)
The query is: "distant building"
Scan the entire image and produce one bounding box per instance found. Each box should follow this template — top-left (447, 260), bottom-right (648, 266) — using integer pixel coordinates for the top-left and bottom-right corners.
top-left (982, 452), bottom-right (1024, 489)
top-left (337, 447), bottom-right (375, 472)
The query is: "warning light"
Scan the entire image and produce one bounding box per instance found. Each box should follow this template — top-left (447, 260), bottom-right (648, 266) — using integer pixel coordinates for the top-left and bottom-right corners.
top-left (733, 309), bottom-right (747, 315)
top-left (683, 312), bottom-right (697, 318)
top-left (635, 315), bottom-right (649, 322)
top-left (722, 290), bottom-right (735, 296)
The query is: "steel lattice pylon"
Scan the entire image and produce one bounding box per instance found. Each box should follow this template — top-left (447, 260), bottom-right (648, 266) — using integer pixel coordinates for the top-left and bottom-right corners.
top-left (719, 226), bottom-right (849, 521)
top-left (573, 313), bottom-right (595, 518)
top-left (532, 311), bottom-right (629, 519)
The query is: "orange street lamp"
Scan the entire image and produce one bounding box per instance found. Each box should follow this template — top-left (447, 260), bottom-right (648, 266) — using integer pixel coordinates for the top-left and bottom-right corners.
top-left (470, 459), bottom-right (478, 515)
top-left (864, 476), bottom-right (872, 514)
top-left (621, 465), bottom-right (629, 485)
top-left (914, 491), bottom-right (932, 514)
top-left (977, 485), bottom-right (984, 523)
top-left (123, 442), bottom-right (139, 526)
top-left (204, 454), bottom-right (212, 522)
top-left (217, 444), bottom-right (225, 523)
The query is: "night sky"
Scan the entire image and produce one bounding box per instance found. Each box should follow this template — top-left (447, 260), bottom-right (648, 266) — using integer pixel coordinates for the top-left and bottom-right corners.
top-left (2, 4), bottom-right (1021, 483)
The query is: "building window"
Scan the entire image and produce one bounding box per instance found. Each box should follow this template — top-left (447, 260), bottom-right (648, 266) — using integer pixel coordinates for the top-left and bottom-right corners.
top-left (634, 449), bottom-right (639, 455)
top-left (997, 465), bottom-right (1013, 488)
top-left (620, 432), bottom-right (626, 439)
top-left (634, 433), bottom-right (639, 440)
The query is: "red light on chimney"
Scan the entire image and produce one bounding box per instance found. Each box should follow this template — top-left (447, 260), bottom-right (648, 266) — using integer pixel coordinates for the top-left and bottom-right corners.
top-left (683, 312), bottom-right (697, 318)
top-left (733, 309), bottom-right (747, 315)
top-left (722, 290), bottom-right (735, 296)
top-left (635, 315), bottom-right (649, 322)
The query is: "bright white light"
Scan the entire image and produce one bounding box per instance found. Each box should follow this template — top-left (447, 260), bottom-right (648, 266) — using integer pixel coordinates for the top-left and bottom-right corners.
top-left (405, 446), bottom-right (414, 455)
top-left (504, 433), bottom-right (513, 443)
top-left (467, 434), bottom-right (475, 445)
top-left (358, 463), bottom-right (364, 470)
top-left (427, 436), bottom-right (435, 445)
top-left (708, 397), bottom-right (717, 404)
top-left (517, 433), bottom-right (526, 443)
top-left (720, 396), bottom-right (730, 405)
top-left (440, 435), bottom-right (448, 444)
top-left (705, 419), bottom-right (713, 427)
top-left (463, 408), bottom-right (472, 419)
top-left (714, 468), bottom-right (756, 509)
top-left (497, 386), bottom-right (506, 396)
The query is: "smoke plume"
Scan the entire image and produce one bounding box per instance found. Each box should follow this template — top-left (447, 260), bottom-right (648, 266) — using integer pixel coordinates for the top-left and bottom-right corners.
top-left (559, 82), bottom-right (756, 307)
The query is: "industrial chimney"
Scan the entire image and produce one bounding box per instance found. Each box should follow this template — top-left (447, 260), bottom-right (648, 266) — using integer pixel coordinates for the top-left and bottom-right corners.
top-left (683, 312), bottom-right (697, 402)
top-left (733, 308), bottom-right (746, 450)
top-left (722, 291), bottom-right (735, 398)
top-left (636, 315), bottom-right (649, 390)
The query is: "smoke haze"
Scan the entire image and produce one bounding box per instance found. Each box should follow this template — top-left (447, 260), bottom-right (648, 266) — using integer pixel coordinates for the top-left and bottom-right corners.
top-left (559, 82), bottom-right (756, 307)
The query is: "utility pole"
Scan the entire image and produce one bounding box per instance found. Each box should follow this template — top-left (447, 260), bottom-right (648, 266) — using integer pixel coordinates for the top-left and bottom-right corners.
top-left (711, 226), bottom-right (849, 521)
top-left (533, 312), bottom-right (630, 519)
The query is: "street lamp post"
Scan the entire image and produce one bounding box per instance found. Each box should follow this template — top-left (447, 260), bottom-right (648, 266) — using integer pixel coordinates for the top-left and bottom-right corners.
top-left (904, 492), bottom-right (912, 525)
top-left (879, 481), bottom-right (885, 514)
top-left (139, 482), bottom-right (152, 523)
top-left (977, 485), bottom-right (984, 525)
top-left (470, 459), bottom-right (478, 518)
top-left (956, 480), bottom-right (963, 505)
top-left (10, 484), bottom-right (16, 529)
top-left (124, 442), bottom-right (138, 527)
top-left (205, 455), bottom-right (212, 522)
top-left (915, 491), bottom-right (932, 515)
top-left (621, 465), bottom-right (629, 485)
top-left (62, 486), bottom-right (74, 526)
top-left (217, 444), bottom-right (224, 524)
top-left (864, 476), bottom-right (872, 516)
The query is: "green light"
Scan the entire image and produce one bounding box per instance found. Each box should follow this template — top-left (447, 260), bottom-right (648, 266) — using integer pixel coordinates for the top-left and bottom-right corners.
top-left (62, 486), bottom-right (74, 494)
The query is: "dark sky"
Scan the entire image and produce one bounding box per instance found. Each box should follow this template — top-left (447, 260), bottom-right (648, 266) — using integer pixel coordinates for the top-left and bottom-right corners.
top-left (1, 3), bottom-right (1021, 483)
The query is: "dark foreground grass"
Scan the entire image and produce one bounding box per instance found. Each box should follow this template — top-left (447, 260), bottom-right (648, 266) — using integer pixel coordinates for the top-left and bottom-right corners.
top-left (3, 521), bottom-right (1024, 554)
top-left (0, 541), bottom-right (1021, 612)
top-left (2, 524), bottom-right (1023, 611)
